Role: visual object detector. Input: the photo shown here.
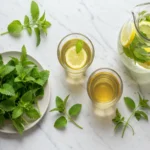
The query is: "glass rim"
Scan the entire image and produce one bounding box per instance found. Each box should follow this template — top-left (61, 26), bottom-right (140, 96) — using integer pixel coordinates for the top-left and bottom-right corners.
top-left (87, 68), bottom-right (123, 106)
top-left (132, 2), bottom-right (150, 42)
top-left (57, 33), bottom-right (95, 73)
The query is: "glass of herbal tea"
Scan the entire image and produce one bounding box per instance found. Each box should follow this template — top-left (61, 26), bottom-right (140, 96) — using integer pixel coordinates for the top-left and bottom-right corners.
top-left (87, 68), bottom-right (123, 116)
top-left (57, 33), bottom-right (94, 84)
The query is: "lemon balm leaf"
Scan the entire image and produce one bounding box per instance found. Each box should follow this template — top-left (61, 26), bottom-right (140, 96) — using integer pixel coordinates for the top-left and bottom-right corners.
top-left (76, 40), bottom-right (84, 53)
top-left (31, 1), bottom-right (39, 21)
top-left (54, 116), bottom-right (67, 129)
top-left (34, 27), bottom-right (41, 46)
top-left (69, 104), bottom-right (82, 117)
top-left (124, 97), bottom-right (136, 111)
top-left (7, 20), bottom-right (23, 35)
top-left (24, 15), bottom-right (29, 25)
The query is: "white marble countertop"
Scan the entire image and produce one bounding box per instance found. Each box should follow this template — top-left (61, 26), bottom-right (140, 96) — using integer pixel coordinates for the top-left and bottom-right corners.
top-left (1, 0), bottom-right (150, 150)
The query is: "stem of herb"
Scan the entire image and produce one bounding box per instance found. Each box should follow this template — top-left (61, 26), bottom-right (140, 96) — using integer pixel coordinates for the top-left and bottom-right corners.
top-left (0, 31), bottom-right (9, 36)
top-left (66, 113), bottom-right (83, 129)
top-left (122, 106), bottom-right (139, 138)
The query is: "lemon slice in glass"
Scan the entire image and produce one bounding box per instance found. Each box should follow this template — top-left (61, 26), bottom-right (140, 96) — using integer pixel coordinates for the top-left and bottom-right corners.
top-left (139, 21), bottom-right (150, 38)
top-left (121, 23), bottom-right (136, 47)
top-left (65, 46), bottom-right (87, 69)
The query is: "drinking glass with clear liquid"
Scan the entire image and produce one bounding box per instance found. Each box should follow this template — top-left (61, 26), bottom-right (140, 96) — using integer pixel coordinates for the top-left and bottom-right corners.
top-left (87, 68), bottom-right (123, 116)
top-left (57, 33), bottom-right (94, 84)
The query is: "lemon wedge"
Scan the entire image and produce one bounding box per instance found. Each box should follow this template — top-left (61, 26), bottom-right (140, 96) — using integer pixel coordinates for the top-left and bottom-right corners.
top-left (121, 23), bottom-right (136, 47)
top-left (139, 21), bottom-right (150, 38)
top-left (65, 46), bottom-right (87, 69)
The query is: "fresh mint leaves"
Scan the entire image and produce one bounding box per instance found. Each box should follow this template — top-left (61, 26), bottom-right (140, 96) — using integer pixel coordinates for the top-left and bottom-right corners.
top-left (76, 40), bottom-right (84, 53)
top-left (50, 95), bottom-right (83, 129)
top-left (0, 45), bottom-right (49, 134)
top-left (112, 94), bottom-right (150, 138)
top-left (0, 1), bottom-right (51, 46)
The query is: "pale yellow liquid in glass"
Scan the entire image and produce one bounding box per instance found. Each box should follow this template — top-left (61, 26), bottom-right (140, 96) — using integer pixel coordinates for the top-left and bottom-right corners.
top-left (88, 72), bottom-right (121, 104)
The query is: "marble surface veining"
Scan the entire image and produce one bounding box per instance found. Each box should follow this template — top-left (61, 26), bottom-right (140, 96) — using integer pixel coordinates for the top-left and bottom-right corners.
top-left (0, 0), bottom-right (150, 150)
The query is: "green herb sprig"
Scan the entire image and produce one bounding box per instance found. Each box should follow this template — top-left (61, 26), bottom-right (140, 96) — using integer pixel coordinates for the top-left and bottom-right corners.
top-left (50, 95), bottom-right (83, 129)
top-left (112, 94), bottom-right (150, 138)
top-left (76, 40), bottom-right (84, 53)
top-left (0, 1), bottom-right (51, 46)
top-left (0, 45), bottom-right (49, 134)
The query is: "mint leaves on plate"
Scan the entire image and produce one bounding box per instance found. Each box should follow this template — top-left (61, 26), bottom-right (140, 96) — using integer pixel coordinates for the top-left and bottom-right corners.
top-left (0, 45), bottom-right (49, 134)
top-left (50, 95), bottom-right (83, 129)
top-left (0, 1), bottom-right (51, 46)
top-left (112, 94), bottom-right (150, 138)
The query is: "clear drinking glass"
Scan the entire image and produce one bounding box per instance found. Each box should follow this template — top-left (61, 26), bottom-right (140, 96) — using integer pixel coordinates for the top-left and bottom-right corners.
top-left (57, 33), bottom-right (94, 84)
top-left (87, 68), bottom-right (123, 116)
top-left (118, 3), bottom-right (150, 84)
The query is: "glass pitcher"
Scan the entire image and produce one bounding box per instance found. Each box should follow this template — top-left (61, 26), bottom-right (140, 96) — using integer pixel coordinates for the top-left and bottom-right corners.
top-left (118, 3), bottom-right (150, 84)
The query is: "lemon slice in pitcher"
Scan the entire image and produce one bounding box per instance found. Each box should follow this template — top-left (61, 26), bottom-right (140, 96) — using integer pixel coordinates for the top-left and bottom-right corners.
top-left (139, 21), bottom-right (150, 38)
top-left (121, 23), bottom-right (136, 47)
top-left (65, 46), bottom-right (87, 69)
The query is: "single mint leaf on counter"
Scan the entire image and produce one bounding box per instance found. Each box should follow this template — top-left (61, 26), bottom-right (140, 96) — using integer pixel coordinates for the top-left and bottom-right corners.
top-left (24, 15), bottom-right (29, 26)
top-left (69, 104), bottom-right (82, 117)
top-left (56, 96), bottom-right (64, 108)
top-left (34, 27), bottom-right (41, 46)
top-left (76, 40), bottom-right (84, 53)
top-left (7, 20), bottom-right (23, 35)
top-left (12, 107), bottom-right (24, 119)
top-left (12, 118), bottom-right (24, 134)
top-left (0, 99), bottom-right (15, 112)
top-left (39, 12), bottom-right (45, 22)
top-left (54, 116), bottom-right (67, 129)
top-left (0, 84), bottom-right (15, 96)
top-left (63, 95), bottom-right (70, 107)
top-left (124, 97), bottom-right (136, 111)
top-left (135, 110), bottom-right (148, 121)
top-left (31, 1), bottom-right (40, 21)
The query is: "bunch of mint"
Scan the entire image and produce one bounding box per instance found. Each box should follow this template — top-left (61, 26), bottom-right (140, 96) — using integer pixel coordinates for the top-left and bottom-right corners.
top-left (0, 45), bottom-right (49, 134)
top-left (1, 1), bottom-right (51, 46)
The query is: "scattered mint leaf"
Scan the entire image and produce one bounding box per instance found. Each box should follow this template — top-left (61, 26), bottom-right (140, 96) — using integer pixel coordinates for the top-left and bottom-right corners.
top-left (8, 20), bottom-right (23, 35)
top-left (0, 1), bottom-right (51, 46)
top-left (24, 15), bottom-right (29, 26)
top-left (31, 1), bottom-right (40, 21)
top-left (76, 40), bottom-right (84, 53)
top-left (12, 107), bottom-right (24, 119)
top-left (69, 104), bottom-right (82, 117)
top-left (63, 95), bottom-right (70, 107)
top-left (56, 96), bottom-right (64, 108)
top-left (54, 116), bottom-right (67, 129)
top-left (39, 12), bottom-right (45, 22)
top-left (135, 110), bottom-right (148, 121)
top-left (50, 95), bottom-right (83, 129)
top-left (124, 97), bottom-right (136, 111)
top-left (34, 27), bottom-right (41, 46)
